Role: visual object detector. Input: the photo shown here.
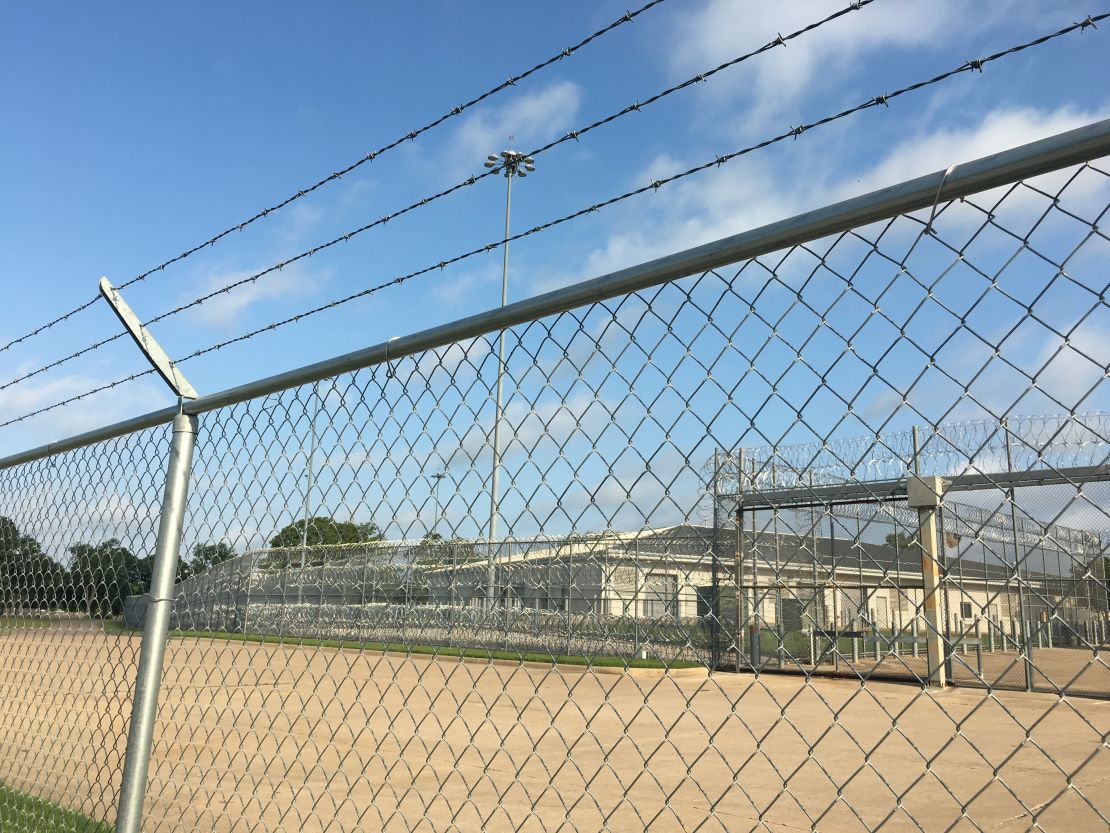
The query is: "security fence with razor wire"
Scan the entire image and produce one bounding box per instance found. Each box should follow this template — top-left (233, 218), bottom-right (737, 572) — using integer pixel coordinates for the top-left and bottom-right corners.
top-left (123, 459), bottom-right (1110, 691)
top-left (2, 121), bottom-right (1110, 831)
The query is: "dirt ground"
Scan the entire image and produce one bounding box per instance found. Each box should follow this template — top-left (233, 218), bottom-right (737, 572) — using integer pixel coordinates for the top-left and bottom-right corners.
top-left (1, 622), bottom-right (1108, 833)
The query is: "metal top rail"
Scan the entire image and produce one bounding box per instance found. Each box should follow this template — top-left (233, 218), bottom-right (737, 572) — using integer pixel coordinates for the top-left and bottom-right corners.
top-left (3, 118), bottom-right (1109, 472)
top-left (727, 465), bottom-right (1110, 509)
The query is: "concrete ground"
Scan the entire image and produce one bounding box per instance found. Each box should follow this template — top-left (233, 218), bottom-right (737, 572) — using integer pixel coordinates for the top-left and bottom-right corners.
top-left (823, 645), bottom-right (1110, 696)
top-left (1, 622), bottom-right (1108, 833)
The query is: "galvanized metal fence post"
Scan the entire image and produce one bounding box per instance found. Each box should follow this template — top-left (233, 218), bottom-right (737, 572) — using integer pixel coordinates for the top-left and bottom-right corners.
top-left (710, 449), bottom-right (722, 670)
top-left (733, 449), bottom-right (744, 669)
top-left (1002, 418), bottom-right (1036, 692)
top-left (909, 473), bottom-right (948, 688)
top-left (115, 412), bottom-right (198, 833)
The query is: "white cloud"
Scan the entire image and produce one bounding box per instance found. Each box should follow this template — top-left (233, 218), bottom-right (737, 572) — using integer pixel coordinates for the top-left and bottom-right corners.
top-left (0, 371), bottom-right (107, 421)
top-left (0, 370), bottom-right (169, 457)
top-left (335, 177), bottom-right (375, 214)
top-left (669, 0), bottom-right (1065, 135)
top-left (445, 80), bottom-right (582, 177)
top-left (524, 101), bottom-right (1108, 298)
top-left (171, 200), bottom-right (328, 329)
top-left (185, 262), bottom-right (324, 327)
top-left (1034, 323), bottom-right (1110, 410)
top-left (279, 202), bottom-right (324, 245)
top-left (839, 104), bottom-right (1109, 199)
top-left (428, 267), bottom-right (500, 307)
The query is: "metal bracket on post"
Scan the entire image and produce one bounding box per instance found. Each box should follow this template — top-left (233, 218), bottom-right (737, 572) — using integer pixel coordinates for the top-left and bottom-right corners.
top-left (99, 277), bottom-right (199, 401)
top-left (907, 475), bottom-right (948, 688)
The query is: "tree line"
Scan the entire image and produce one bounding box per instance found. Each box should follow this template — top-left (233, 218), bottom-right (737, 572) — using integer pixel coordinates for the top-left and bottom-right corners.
top-left (7, 511), bottom-right (1109, 620)
top-left (262, 516), bottom-right (477, 564)
top-left (0, 516), bottom-right (236, 618)
top-left (1, 514), bottom-right (481, 618)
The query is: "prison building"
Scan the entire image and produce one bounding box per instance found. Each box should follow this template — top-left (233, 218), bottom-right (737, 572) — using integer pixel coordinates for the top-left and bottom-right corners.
top-left (422, 523), bottom-right (1107, 641)
top-left (149, 509), bottom-right (1108, 658)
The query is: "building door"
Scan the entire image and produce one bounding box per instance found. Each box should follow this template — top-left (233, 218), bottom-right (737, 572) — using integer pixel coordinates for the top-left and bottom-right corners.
top-left (871, 596), bottom-right (890, 630)
top-left (644, 573), bottom-right (678, 619)
top-left (780, 596), bottom-right (813, 663)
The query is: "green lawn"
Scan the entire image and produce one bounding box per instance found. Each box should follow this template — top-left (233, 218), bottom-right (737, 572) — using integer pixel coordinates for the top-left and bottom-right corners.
top-left (105, 621), bottom-right (703, 669)
top-left (0, 781), bottom-right (111, 833)
top-left (177, 628), bottom-right (705, 669)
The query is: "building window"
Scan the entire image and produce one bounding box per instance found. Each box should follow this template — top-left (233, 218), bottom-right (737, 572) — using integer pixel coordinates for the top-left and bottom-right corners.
top-left (696, 586), bottom-right (715, 617)
top-left (960, 601), bottom-right (973, 619)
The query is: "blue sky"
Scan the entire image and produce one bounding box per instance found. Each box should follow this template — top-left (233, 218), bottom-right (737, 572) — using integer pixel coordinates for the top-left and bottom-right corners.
top-left (2, 0), bottom-right (1110, 547)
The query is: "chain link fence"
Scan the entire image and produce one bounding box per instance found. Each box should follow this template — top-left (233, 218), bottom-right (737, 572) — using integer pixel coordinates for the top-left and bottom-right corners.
top-left (2, 123), bottom-right (1110, 831)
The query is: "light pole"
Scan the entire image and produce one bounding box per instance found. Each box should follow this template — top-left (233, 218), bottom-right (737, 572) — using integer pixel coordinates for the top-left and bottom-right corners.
top-left (483, 149), bottom-right (535, 609)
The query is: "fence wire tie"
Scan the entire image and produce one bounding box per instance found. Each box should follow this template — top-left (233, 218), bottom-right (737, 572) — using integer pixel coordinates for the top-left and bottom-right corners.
top-left (384, 335), bottom-right (400, 379)
top-left (925, 164), bottom-right (959, 235)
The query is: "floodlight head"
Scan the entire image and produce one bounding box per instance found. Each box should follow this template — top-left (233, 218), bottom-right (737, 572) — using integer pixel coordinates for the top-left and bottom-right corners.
top-left (501, 150), bottom-right (512, 159)
top-left (523, 157), bottom-right (534, 165)
top-left (484, 161), bottom-right (496, 168)
top-left (487, 154), bottom-right (498, 162)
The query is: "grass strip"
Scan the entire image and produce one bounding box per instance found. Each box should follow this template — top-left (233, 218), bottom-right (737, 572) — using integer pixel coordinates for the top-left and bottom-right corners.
top-left (104, 621), bottom-right (703, 669)
top-left (0, 781), bottom-right (112, 833)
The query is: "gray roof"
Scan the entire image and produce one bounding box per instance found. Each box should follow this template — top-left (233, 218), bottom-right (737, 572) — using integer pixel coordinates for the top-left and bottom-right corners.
top-left (630, 524), bottom-right (1080, 584)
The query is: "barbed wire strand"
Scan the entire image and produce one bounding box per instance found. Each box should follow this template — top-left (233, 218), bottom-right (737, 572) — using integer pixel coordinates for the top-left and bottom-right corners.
top-left (0, 0), bottom-right (668, 358)
top-left (1, 13), bottom-right (1103, 431)
top-left (0, 0), bottom-right (880, 396)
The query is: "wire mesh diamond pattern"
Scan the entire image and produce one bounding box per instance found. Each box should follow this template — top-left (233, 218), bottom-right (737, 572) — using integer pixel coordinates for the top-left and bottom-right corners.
top-left (1, 159), bottom-right (1108, 831)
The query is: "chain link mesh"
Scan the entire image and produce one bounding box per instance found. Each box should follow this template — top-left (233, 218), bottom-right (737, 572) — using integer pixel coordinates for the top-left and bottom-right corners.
top-left (0, 427), bottom-right (168, 831)
top-left (2, 155), bottom-right (1109, 831)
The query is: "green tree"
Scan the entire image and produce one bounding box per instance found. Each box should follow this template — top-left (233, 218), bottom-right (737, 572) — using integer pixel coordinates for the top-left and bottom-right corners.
top-left (0, 516), bottom-right (65, 610)
top-left (189, 541), bottom-right (236, 574)
top-left (411, 532), bottom-right (445, 566)
top-left (67, 539), bottom-right (141, 617)
top-left (405, 533), bottom-right (482, 606)
top-left (269, 516), bottom-right (382, 549)
top-left (885, 532), bottom-right (916, 550)
top-left (411, 532), bottom-right (480, 567)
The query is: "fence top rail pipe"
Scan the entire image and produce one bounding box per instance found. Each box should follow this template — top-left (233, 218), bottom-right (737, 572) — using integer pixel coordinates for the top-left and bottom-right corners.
top-left (726, 465), bottom-right (1110, 508)
top-left (2, 118), bottom-right (1109, 472)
